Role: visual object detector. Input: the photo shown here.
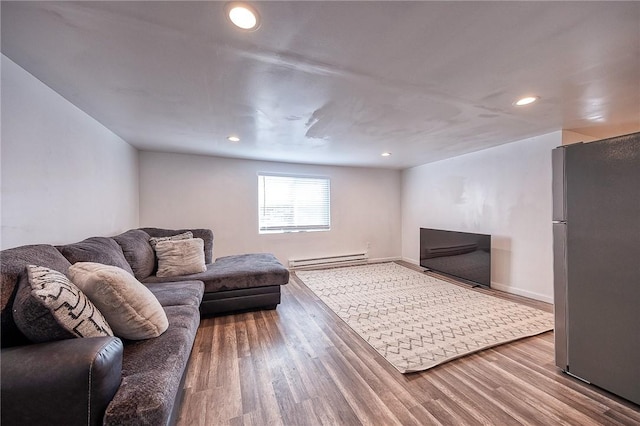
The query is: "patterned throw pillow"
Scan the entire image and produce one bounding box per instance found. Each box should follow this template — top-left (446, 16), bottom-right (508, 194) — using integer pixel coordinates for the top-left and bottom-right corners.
top-left (155, 238), bottom-right (207, 278)
top-left (148, 231), bottom-right (193, 249)
top-left (13, 265), bottom-right (113, 343)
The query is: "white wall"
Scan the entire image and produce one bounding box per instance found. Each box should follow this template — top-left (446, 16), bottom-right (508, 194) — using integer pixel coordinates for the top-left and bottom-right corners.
top-left (139, 151), bottom-right (401, 265)
top-left (401, 132), bottom-right (562, 302)
top-left (1, 55), bottom-right (139, 249)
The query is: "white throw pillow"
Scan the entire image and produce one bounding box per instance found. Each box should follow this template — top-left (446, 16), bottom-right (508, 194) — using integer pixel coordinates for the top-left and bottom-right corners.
top-left (68, 262), bottom-right (168, 340)
top-left (155, 238), bottom-right (207, 278)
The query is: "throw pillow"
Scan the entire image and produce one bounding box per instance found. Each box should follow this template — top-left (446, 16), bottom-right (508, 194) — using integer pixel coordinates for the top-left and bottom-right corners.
top-left (13, 265), bottom-right (113, 343)
top-left (68, 262), bottom-right (168, 340)
top-left (148, 231), bottom-right (193, 249)
top-left (155, 238), bottom-right (207, 278)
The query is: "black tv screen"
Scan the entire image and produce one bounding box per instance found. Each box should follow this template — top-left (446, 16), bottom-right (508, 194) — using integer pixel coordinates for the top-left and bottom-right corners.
top-left (420, 228), bottom-right (491, 287)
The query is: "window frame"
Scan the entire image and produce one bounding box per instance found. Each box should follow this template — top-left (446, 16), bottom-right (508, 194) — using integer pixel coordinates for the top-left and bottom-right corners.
top-left (257, 172), bottom-right (331, 234)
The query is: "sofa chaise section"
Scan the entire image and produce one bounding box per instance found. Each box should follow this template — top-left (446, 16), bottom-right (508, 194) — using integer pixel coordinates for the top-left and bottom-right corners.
top-left (140, 228), bottom-right (290, 315)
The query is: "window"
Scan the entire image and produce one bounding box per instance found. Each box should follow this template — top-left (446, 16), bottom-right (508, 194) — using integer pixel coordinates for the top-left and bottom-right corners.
top-left (258, 173), bottom-right (330, 233)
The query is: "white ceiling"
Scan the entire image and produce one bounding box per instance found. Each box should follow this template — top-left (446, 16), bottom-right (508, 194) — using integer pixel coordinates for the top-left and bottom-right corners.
top-left (2, 1), bottom-right (639, 169)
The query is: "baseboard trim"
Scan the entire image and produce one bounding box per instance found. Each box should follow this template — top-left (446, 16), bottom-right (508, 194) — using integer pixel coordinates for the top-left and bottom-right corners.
top-left (400, 257), bottom-right (553, 304)
top-left (490, 282), bottom-right (553, 304)
top-left (369, 256), bottom-right (402, 264)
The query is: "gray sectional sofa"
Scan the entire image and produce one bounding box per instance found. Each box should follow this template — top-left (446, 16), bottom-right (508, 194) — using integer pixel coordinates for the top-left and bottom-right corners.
top-left (0, 227), bottom-right (289, 425)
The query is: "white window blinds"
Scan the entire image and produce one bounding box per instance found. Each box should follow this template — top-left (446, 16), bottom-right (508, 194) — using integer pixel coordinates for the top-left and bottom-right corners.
top-left (258, 173), bottom-right (331, 233)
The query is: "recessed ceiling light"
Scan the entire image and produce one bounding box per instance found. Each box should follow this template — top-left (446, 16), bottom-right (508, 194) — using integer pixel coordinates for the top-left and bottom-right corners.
top-left (227, 136), bottom-right (240, 142)
top-left (513, 96), bottom-right (540, 106)
top-left (381, 152), bottom-right (392, 157)
top-left (225, 3), bottom-right (260, 31)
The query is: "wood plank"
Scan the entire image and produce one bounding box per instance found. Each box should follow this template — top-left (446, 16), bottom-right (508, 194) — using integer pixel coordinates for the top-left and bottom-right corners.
top-left (177, 264), bottom-right (640, 425)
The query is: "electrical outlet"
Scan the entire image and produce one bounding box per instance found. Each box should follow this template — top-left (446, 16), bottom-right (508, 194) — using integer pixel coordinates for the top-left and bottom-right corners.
top-left (366, 242), bottom-right (371, 250)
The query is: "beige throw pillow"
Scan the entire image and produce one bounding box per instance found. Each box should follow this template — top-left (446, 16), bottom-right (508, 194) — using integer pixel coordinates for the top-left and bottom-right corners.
top-left (68, 262), bottom-right (168, 340)
top-left (155, 238), bottom-right (207, 278)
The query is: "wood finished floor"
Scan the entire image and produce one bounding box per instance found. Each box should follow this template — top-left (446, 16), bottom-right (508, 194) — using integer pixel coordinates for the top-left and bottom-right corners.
top-left (177, 263), bottom-right (640, 425)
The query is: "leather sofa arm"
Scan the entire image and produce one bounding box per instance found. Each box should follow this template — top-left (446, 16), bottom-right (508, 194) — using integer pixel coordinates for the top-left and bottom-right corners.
top-left (1, 337), bottom-right (123, 426)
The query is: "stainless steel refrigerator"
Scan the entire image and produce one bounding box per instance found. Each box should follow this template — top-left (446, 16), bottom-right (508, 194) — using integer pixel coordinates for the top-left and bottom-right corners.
top-left (552, 132), bottom-right (640, 405)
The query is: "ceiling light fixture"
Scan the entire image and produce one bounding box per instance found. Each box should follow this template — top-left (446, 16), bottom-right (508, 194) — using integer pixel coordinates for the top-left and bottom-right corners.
top-left (227, 136), bottom-right (240, 142)
top-left (381, 152), bottom-right (392, 157)
top-left (513, 96), bottom-right (540, 106)
top-left (225, 2), bottom-right (260, 31)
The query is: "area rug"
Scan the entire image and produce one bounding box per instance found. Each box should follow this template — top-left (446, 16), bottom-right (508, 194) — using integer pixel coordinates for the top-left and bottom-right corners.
top-left (295, 262), bottom-right (554, 373)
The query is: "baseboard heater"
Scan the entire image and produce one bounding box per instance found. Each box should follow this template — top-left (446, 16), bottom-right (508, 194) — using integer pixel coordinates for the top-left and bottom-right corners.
top-left (289, 252), bottom-right (368, 269)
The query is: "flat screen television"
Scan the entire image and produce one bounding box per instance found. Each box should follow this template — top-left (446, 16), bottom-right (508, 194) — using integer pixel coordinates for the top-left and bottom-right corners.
top-left (420, 228), bottom-right (491, 287)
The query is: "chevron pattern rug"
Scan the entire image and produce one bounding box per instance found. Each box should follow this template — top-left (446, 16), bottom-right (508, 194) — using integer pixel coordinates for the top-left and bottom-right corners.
top-left (295, 262), bottom-right (554, 373)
